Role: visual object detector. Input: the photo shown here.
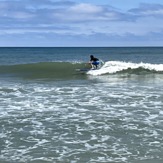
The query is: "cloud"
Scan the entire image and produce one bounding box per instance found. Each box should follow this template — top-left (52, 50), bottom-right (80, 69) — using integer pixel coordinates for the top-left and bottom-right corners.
top-left (2, 30), bottom-right (163, 47)
top-left (0, 0), bottom-right (36, 21)
top-left (0, 0), bottom-right (125, 24)
top-left (0, 0), bottom-right (163, 46)
top-left (1, 1), bottom-right (163, 25)
top-left (129, 3), bottom-right (163, 17)
top-left (69, 3), bottom-right (103, 14)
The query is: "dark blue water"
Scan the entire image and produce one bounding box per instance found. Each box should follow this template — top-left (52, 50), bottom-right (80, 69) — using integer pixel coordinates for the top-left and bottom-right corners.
top-left (0, 47), bottom-right (163, 65)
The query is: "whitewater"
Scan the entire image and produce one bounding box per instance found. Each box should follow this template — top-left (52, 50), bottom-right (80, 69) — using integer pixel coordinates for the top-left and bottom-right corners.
top-left (87, 61), bottom-right (163, 75)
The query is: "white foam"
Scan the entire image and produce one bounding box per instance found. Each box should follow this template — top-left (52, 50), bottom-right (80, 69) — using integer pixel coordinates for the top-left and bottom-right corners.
top-left (87, 61), bottom-right (163, 75)
top-left (0, 77), bottom-right (163, 162)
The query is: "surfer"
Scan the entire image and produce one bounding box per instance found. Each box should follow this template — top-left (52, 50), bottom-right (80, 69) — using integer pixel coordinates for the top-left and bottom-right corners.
top-left (89, 55), bottom-right (100, 69)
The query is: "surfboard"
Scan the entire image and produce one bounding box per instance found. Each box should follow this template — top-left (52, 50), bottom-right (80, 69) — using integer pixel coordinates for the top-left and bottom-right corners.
top-left (76, 68), bottom-right (91, 72)
top-left (76, 68), bottom-right (100, 73)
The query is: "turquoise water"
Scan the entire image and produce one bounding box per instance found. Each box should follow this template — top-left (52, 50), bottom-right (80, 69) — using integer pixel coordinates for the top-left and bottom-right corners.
top-left (0, 47), bottom-right (163, 162)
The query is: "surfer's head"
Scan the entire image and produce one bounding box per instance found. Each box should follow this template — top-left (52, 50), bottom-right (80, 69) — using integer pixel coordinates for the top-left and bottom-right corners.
top-left (90, 55), bottom-right (94, 59)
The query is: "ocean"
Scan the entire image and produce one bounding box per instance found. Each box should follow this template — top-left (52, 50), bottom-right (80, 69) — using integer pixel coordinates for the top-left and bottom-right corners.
top-left (0, 47), bottom-right (163, 163)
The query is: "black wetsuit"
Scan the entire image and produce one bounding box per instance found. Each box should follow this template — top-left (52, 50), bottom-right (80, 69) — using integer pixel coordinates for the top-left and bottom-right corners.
top-left (90, 56), bottom-right (100, 68)
top-left (90, 57), bottom-right (99, 62)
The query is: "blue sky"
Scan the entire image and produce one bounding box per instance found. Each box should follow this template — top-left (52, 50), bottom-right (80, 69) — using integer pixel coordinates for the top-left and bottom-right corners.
top-left (0, 0), bottom-right (163, 47)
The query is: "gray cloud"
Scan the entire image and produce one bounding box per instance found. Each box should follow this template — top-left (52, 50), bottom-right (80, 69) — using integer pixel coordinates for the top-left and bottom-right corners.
top-left (0, 0), bottom-right (127, 24)
top-left (129, 3), bottom-right (163, 17)
top-left (1, 1), bottom-right (163, 25)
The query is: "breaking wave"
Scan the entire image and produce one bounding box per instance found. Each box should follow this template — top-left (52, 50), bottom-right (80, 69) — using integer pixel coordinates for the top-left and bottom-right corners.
top-left (0, 61), bottom-right (163, 80)
top-left (87, 61), bottom-right (163, 76)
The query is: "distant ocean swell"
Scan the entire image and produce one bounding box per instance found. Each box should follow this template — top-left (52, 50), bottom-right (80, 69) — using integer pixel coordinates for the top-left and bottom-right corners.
top-left (0, 61), bottom-right (163, 80)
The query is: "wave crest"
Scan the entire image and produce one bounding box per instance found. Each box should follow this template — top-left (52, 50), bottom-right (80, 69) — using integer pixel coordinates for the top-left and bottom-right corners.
top-left (87, 61), bottom-right (163, 75)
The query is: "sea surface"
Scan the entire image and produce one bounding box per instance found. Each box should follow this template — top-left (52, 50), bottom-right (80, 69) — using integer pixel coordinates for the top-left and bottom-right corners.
top-left (0, 47), bottom-right (163, 163)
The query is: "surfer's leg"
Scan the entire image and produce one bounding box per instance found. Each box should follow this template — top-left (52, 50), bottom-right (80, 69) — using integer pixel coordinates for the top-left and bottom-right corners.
top-left (93, 61), bottom-right (100, 69)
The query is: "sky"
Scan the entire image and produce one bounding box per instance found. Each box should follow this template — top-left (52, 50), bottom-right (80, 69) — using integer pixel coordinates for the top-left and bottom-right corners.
top-left (0, 0), bottom-right (163, 47)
